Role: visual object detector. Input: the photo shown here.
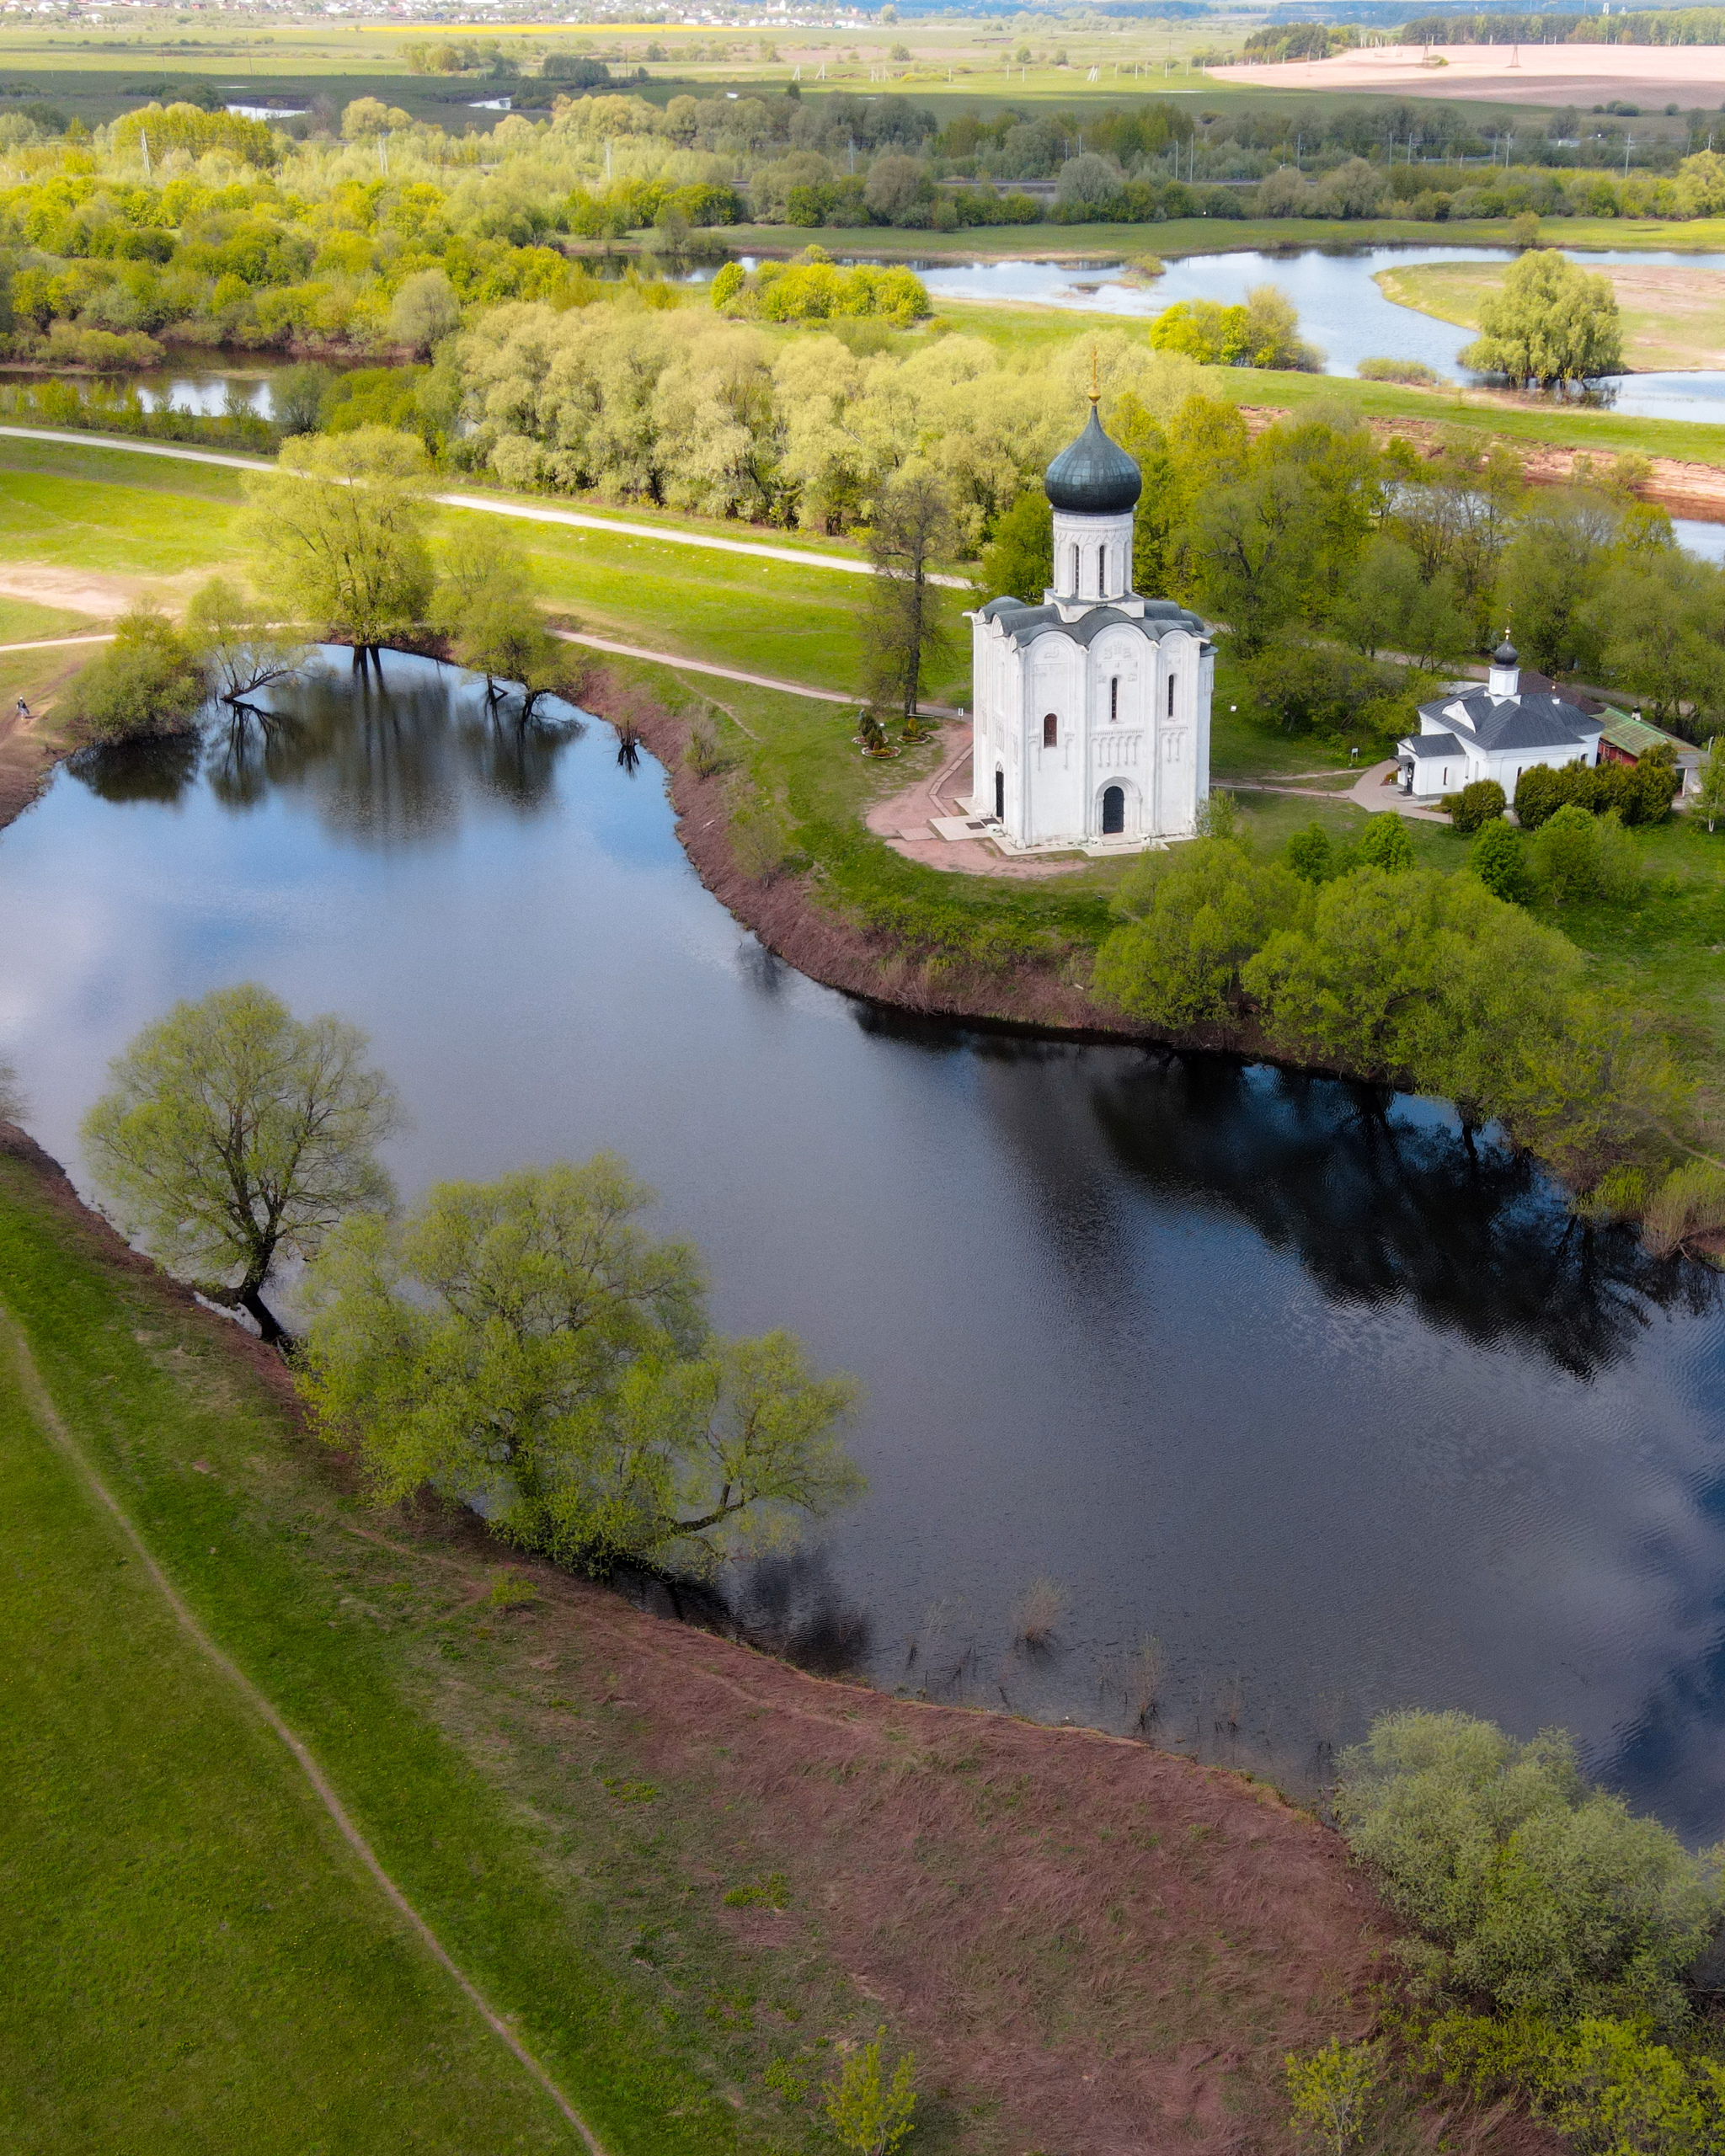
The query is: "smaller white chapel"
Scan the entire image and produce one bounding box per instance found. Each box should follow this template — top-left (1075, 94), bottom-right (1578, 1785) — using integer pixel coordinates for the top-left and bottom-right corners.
top-left (1397, 640), bottom-right (1603, 801)
top-left (968, 393), bottom-right (1214, 851)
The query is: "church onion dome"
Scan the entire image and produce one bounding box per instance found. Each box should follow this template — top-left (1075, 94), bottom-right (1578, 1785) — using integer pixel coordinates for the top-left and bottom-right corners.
top-left (1044, 403), bottom-right (1141, 516)
top-left (1493, 638), bottom-right (1519, 666)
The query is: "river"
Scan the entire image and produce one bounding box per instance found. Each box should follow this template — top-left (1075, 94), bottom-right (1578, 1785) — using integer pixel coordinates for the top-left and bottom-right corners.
top-left (3, 655), bottom-right (1725, 1839)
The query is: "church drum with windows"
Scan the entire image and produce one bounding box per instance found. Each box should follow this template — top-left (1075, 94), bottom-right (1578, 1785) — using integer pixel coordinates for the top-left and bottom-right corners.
top-left (968, 397), bottom-right (1214, 852)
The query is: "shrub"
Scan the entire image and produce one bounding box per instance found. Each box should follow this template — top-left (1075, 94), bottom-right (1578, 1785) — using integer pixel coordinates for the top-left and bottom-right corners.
top-left (1354, 813), bottom-right (1414, 874)
top-left (1467, 819), bottom-right (1530, 903)
top-left (1358, 356), bottom-right (1441, 385)
top-left (1450, 778), bottom-right (1507, 835)
top-left (1333, 1710), bottom-right (1725, 2031)
top-left (825, 2029), bottom-right (916, 2156)
top-left (1642, 1158), bottom-right (1725, 1257)
top-left (66, 602), bottom-right (206, 746)
top-left (1285, 2039), bottom-right (1385, 2155)
top-left (1533, 805), bottom-right (1640, 905)
top-left (1285, 821), bottom-right (1334, 883)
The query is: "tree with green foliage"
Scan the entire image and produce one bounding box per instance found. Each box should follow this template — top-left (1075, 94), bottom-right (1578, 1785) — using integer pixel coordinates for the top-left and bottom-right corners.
top-left (81, 984), bottom-right (399, 1347)
top-left (430, 521), bottom-right (570, 712)
top-left (1094, 839), bottom-right (1304, 1033)
top-left (824, 2029), bottom-right (917, 2156)
top-left (864, 462), bottom-right (955, 723)
top-left (1532, 804), bottom-right (1640, 905)
top-left (1467, 819), bottom-right (1530, 903)
top-left (0, 1057), bottom-right (24, 1123)
top-left (66, 600), bottom-right (206, 746)
top-left (1694, 737), bottom-right (1725, 833)
top-left (1450, 778), bottom-right (1506, 835)
top-left (976, 488), bottom-right (1051, 605)
top-left (243, 425), bottom-right (435, 680)
top-left (297, 1157), bottom-right (864, 1574)
top-left (1187, 463), bottom-right (1325, 651)
top-left (1599, 552), bottom-right (1725, 734)
top-left (1494, 486), bottom-right (1617, 678)
top-left (388, 267), bottom-right (460, 356)
top-left (1461, 248), bottom-right (1623, 390)
top-left (271, 362), bottom-right (333, 438)
top-left (185, 574), bottom-right (307, 710)
top-left (1334, 536), bottom-right (1467, 670)
top-left (1334, 1710), bottom-right (1724, 2032)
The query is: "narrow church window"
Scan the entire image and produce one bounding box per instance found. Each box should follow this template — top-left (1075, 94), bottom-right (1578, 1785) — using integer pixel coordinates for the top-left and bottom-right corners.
top-left (1109, 676), bottom-right (1119, 722)
top-left (995, 767), bottom-right (1004, 820)
top-left (1097, 545), bottom-right (1106, 595)
top-left (1043, 712), bottom-right (1058, 748)
top-left (1167, 675), bottom-right (1177, 718)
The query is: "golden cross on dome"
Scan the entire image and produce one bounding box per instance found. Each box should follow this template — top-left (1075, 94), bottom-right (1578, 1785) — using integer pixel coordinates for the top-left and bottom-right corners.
top-left (1089, 345), bottom-right (1100, 405)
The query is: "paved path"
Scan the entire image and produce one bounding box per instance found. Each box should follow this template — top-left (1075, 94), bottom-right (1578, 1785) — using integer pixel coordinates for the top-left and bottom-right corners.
top-left (0, 632), bottom-right (114, 653)
top-left (557, 630), bottom-right (859, 705)
top-left (0, 425), bottom-right (969, 586)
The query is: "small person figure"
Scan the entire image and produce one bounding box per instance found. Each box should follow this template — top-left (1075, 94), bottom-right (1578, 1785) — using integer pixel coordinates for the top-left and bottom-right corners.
top-left (14, 696), bottom-right (29, 721)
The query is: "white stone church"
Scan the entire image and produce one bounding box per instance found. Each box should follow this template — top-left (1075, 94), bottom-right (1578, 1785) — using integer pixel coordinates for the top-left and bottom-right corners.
top-left (968, 395), bottom-right (1214, 851)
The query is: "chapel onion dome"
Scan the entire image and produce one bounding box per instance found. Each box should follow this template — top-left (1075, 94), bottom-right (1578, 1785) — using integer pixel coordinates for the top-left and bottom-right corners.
top-left (1044, 403), bottom-right (1141, 516)
top-left (1493, 638), bottom-right (1519, 667)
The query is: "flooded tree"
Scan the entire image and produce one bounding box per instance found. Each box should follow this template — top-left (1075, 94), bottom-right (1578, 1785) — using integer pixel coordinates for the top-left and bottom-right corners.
top-left (296, 1155), bottom-right (865, 1573)
top-left (81, 984), bottom-right (400, 1346)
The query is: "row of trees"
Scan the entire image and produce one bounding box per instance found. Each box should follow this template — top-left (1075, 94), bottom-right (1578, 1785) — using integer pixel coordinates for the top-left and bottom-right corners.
top-left (1094, 835), bottom-right (1684, 1193)
top-left (77, 983), bottom-right (862, 1579)
top-left (67, 425), bottom-right (580, 744)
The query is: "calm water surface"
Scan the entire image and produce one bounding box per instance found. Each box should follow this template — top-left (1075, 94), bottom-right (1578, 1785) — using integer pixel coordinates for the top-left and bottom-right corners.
top-left (914, 245), bottom-right (1725, 424)
top-left (4, 655), bottom-right (1725, 1836)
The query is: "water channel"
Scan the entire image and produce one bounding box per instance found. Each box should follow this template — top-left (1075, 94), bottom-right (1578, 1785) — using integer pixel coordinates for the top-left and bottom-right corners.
top-left (3, 653), bottom-right (1725, 1838)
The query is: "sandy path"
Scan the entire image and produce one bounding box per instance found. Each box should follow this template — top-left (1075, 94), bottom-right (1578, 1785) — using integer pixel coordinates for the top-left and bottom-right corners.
top-left (1212, 41), bottom-right (1725, 106)
top-left (863, 719), bottom-right (1087, 876)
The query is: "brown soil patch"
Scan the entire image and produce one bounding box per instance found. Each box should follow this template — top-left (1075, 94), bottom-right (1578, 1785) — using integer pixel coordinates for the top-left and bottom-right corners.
top-left (0, 650), bottom-right (87, 831)
top-left (0, 565), bottom-right (137, 618)
top-left (1241, 403), bottom-right (1725, 520)
top-left (0, 1117), bottom-right (1551, 2156)
top-left (1213, 42), bottom-right (1725, 108)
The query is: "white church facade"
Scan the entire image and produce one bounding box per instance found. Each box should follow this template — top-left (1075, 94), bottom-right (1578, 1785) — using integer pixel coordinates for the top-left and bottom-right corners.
top-left (968, 396), bottom-right (1213, 852)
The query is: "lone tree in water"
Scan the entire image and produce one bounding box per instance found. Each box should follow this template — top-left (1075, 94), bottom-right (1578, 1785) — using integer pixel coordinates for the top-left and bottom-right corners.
top-left (430, 522), bottom-right (577, 718)
top-left (243, 424), bottom-right (434, 680)
top-left (1460, 249), bottom-right (1622, 391)
top-left (81, 984), bottom-right (400, 1347)
top-left (296, 1155), bottom-right (864, 1573)
top-left (186, 574), bottom-right (307, 711)
top-left (864, 462), bottom-right (956, 724)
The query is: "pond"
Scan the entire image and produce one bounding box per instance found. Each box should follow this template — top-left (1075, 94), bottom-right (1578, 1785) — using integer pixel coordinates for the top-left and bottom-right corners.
top-left (4, 654), bottom-right (1725, 1839)
top-left (911, 245), bottom-right (1725, 424)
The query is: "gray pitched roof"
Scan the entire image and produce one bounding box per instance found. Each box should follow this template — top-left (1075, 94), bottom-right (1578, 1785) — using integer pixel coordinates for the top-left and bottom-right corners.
top-left (1404, 731), bottom-right (1459, 759)
top-left (1418, 689), bottom-right (1600, 756)
top-left (977, 595), bottom-right (1207, 651)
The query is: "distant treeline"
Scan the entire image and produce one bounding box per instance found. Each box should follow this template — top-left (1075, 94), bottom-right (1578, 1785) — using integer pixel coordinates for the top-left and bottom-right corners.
top-left (1399, 8), bottom-right (1725, 40)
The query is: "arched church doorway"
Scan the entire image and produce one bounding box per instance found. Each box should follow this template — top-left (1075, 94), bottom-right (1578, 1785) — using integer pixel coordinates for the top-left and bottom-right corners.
top-left (1101, 784), bottom-right (1124, 835)
top-left (995, 767), bottom-right (1005, 820)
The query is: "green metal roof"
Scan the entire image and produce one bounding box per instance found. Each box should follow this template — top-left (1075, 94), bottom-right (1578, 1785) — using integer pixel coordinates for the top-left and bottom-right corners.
top-left (1596, 707), bottom-right (1689, 759)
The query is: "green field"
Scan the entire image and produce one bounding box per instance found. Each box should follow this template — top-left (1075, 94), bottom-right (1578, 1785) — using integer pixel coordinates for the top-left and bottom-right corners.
top-left (1380, 256), bottom-right (1725, 375)
top-left (0, 1156), bottom-right (776, 2155)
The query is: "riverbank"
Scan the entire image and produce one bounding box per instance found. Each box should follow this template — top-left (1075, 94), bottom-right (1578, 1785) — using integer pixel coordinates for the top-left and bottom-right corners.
top-left (1, 1115), bottom-right (1503, 2156)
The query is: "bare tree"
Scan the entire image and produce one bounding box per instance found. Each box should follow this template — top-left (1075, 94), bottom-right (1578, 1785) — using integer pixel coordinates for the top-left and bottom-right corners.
top-left (864, 465), bottom-right (957, 725)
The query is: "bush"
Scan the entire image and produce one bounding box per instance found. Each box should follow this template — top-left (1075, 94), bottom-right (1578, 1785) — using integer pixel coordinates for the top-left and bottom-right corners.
top-left (1095, 839), bottom-right (1305, 1031)
top-left (1358, 356), bottom-right (1441, 384)
top-left (1532, 805), bottom-right (1640, 905)
top-left (1285, 2039), bottom-right (1385, 2155)
top-left (1334, 1710), bottom-right (1724, 2031)
top-left (824, 2029), bottom-right (916, 2156)
top-left (1450, 778), bottom-right (1506, 835)
top-left (66, 603), bottom-right (206, 746)
top-left (1354, 813), bottom-right (1414, 874)
top-left (1284, 821), bottom-right (1334, 883)
top-left (1516, 757), bottom-right (1679, 832)
top-left (1467, 819), bottom-right (1530, 903)
top-left (1642, 1158), bottom-right (1725, 1257)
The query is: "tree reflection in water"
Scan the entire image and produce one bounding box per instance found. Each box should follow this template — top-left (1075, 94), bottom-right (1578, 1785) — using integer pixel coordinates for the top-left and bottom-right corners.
top-left (850, 1010), bottom-right (1716, 1383)
top-left (72, 648), bottom-right (586, 846)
